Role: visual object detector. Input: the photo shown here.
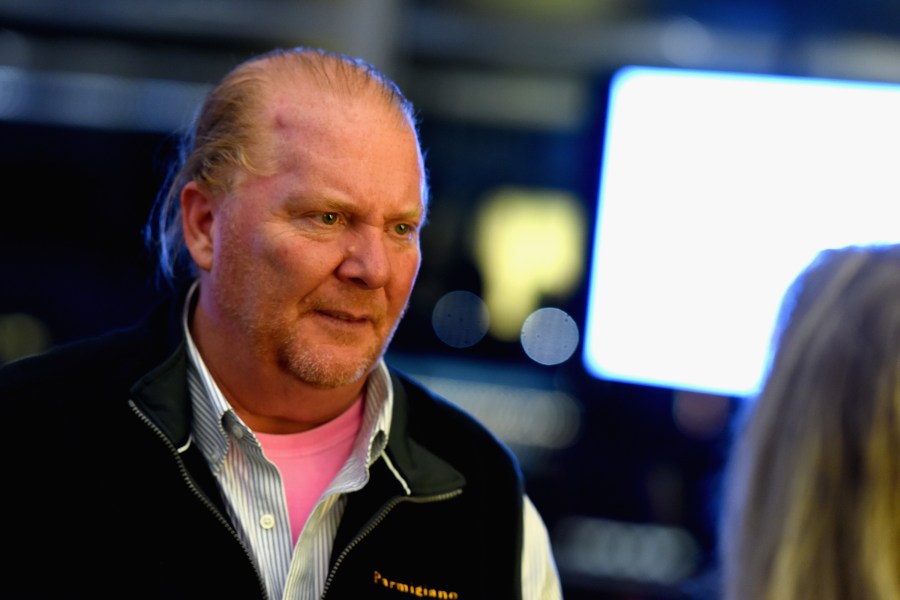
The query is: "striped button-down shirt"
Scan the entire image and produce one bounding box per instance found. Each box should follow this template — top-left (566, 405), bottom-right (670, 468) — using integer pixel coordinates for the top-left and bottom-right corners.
top-left (182, 294), bottom-right (562, 599)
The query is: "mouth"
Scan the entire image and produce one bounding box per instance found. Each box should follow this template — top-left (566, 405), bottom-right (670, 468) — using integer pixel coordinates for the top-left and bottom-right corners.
top-left (315, 309), bottom-right (373, 325)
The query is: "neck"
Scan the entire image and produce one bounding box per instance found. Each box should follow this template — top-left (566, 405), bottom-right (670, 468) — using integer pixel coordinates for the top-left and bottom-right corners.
top-left (223, 377), bottom-right (365, 434)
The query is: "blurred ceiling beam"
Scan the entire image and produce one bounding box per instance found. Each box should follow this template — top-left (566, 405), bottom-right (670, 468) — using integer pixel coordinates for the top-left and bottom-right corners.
top-left (0, 0), bottom-right (404, 76)
top-left (1, 0), bottom-right (900, 133)
top-left (0, 0), bottom-right (898, 81)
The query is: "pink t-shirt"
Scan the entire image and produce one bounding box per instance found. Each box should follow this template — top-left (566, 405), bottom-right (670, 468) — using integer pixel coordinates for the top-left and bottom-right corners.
top-left (255, 395), bottom-right (365, 545)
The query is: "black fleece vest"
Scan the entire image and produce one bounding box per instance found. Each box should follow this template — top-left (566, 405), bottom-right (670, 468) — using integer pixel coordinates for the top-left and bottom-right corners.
top-left (322, 373), bottom-right (525, 599)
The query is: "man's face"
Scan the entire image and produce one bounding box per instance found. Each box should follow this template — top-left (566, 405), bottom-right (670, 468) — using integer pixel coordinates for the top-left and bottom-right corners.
top-left (202, 88), bottom-right (425, 389)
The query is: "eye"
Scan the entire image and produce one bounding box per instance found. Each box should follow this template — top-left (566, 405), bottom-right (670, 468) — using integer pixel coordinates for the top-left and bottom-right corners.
top-left (321, 212), bottom-right (339, 225)
top-left (393, 223), bottom-right (418, 240)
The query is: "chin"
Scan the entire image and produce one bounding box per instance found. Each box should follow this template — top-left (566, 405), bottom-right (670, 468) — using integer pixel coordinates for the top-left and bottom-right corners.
top-left (283, 347), bottom-right (379, 390)
top-left (303, 365), bottom-right (371, 390)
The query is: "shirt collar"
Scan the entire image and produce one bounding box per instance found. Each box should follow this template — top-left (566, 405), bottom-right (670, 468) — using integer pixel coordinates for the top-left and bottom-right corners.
top-left (180, 280), bottom-right (393, 473)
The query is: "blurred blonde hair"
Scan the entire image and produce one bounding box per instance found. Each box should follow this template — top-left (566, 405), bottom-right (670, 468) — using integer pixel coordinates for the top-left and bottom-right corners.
top-left (721, 244), bottom-right (900, 600)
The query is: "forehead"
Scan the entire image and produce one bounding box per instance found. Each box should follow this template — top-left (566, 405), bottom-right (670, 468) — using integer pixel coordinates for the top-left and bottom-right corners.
top-left (248, 75), bottom-right (425, 210)
top-left (262, 58), bottom-right (411, 130)
top-left (258, 68), bottom-right (419, 158)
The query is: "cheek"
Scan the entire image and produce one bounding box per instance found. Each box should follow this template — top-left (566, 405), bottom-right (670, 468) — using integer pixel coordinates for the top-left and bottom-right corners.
top-left (268, 236), bottom-right (336, 282)
top-left (269, 241), bottom-right (300, 270)
top-left (211, 220), bottom-right (248, 275)
top-left (216, 223), bottom-right (293, 289)
top-left (390, 252), bottom-right (422, 297)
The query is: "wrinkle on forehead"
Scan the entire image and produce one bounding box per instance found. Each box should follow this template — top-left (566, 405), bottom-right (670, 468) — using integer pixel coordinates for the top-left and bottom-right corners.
top-left (266, 82), bottom-right (420, 167)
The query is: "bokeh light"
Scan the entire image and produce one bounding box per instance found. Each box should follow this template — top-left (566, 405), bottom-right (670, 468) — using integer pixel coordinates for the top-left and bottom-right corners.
top-left (553, 516), bottom-right (700, 585)
top-left (474, 187), bottom-right (585, 341)
top-left (431, 290), bottom-right (490, 348)
top-left (0, 312), bottom-right (51, 364)
top-left (520, 307), bottom-right (580, 365)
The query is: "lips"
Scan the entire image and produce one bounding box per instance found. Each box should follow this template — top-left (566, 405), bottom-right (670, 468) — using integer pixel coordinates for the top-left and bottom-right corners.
top-left (302, 294), bottom-right (387, 328)
top-left (317, 309), bottom-right (370, 323)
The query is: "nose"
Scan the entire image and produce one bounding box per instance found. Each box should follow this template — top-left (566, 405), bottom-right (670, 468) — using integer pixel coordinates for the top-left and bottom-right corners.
top-left (337, 225), bottom-right (391, 289)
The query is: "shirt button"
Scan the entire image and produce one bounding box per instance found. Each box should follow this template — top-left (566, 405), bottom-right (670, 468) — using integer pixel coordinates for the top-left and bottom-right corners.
top-left (260, 514), bottom-right (276, 529)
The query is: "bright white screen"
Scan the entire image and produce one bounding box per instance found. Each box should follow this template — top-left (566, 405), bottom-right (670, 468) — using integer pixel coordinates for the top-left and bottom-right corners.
top-left (583, 66), bottom-right (900, 397)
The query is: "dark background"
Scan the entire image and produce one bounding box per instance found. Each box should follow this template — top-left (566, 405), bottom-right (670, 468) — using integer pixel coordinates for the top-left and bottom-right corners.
top-left (3, 1), bottom-right (899, 597)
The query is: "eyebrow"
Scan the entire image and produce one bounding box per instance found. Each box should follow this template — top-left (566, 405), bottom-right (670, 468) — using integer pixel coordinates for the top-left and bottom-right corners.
top-left (290, 194), bottom-right (425, 223)
top-left (390, 205), bottom-right (426, 223)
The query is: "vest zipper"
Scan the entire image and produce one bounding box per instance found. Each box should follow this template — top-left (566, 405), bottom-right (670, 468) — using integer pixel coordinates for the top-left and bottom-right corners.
top-left (128, 399), bottom-right (270, 600)
top-left (320, 489), bottom-right (463, 598)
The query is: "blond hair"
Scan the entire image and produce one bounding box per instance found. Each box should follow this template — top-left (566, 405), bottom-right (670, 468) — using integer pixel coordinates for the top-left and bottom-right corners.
top-left (721, 244), bottom-right (900, 600)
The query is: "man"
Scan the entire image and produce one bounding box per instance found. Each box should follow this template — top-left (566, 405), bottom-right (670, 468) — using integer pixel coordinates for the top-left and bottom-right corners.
top-left (2, 47), bottom-right (562, 599)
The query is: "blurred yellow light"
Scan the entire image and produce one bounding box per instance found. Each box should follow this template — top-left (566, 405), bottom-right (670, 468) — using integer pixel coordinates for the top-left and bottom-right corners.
top-left (473, 186), bottom-right (585, 340)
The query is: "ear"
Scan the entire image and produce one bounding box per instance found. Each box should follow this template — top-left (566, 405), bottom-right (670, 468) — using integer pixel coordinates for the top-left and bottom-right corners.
top-left (181, 181), bottom-right (216, 272)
